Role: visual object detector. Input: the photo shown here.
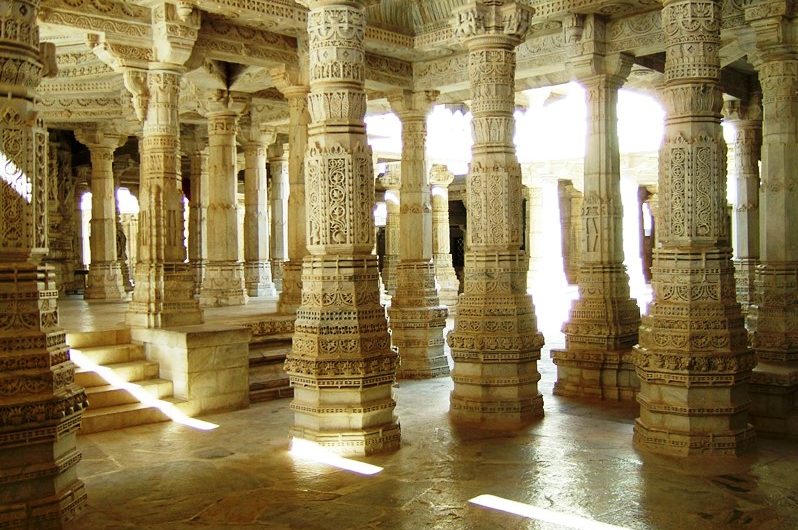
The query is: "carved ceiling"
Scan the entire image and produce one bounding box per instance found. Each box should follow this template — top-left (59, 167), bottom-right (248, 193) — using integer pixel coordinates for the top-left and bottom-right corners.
top-left (37, 0), bottom-right (760, 132)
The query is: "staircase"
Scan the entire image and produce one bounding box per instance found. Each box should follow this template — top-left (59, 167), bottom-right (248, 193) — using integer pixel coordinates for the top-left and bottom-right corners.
top-left (249, 336), bottom-right (294, 403)
top-left (68, 329), bottom-right (183, 434)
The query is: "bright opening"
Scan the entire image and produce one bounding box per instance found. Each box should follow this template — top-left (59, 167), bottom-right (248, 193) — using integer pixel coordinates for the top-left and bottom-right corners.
top-left (0, 152), bottom-right (32, 202)
top-left (290, 438), bottom-right (383, 475)
top-left (70, 349), bottom-right (219, 431)
top-left (470, 495), bottom-right (631, 530)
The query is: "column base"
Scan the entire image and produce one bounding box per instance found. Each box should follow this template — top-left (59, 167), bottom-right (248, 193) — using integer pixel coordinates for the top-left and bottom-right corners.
top-left (633, 419), bottom-right (755, 457)
top-left (84, 261), bottom-right (127, 301)
top-left (382, 254), bottom-right (398, 297)
top-left (448, 252), bottom-right (545, 426)
top-left (0, 261), bottom-right (89, 528)
top-left (285, 255), bottom-right (400, 456)
top-left (277, 260), bottom-right (302, 314)
top-left (271, 259), bottom-right (285, 291)
top-left (434, 255), bottom-right (460, 316)
top-left (551, 349), bottom-right (638, 400)
top-left (192, 260), bottom-right (207, 297)
top-left (127, 262), bottom-right (203, 328)
top-left (749, 360), bottom-right (798, 438)
top-left (200, 261), bottom-right (247, 307)
top-left (245, 260), bottom-right (276, 298)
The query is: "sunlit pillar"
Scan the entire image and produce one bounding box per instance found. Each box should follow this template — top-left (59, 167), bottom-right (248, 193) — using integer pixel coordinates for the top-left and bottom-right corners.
top-left (0, 0), bottom-right (89, 524)
top-left (723, 95), bottom-right (762, 315)
top-left (448, 1), bottom-right (544, 426)
top-left (387, 90), bottom-right (449, 379)
top-left (634, 0), bottom-right (754, 455)
top-left (552, 41), bottom-right (641, 401)
top-left (268, 142), bottom-right (288, 291)
top-left (430, 164), bottom-right (460, 314)
top-left (284, 0), bottom-right (399, 455)
top-left (185, 132), bottom-right (209, 296)
top-left (75, 125), bottom-right (128, 301)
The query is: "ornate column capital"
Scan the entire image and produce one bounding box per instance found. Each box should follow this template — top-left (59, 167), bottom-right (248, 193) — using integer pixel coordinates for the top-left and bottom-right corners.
top-left (388, 90), bottom-right (439, 118)
top-left (379, 166), bottom-right (401, 191)
top-left (151, 0), bottom-right (200, 65)
top-left (204, 89), bottom-right (249, 117)
top-left (429, 164), bottom-right (455, 188)
top-left (74, 124), bottom-right (127, 152)
top-left (722, 92), bottom-right (764, 123)
top-left (451, 0), bottom-right (533, 46)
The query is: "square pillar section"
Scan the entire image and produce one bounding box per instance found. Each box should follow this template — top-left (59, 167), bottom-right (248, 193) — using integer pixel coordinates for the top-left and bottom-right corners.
top-left (284, 0), bottom-right (400, 456)
top-left (447, 1), bottom-right (545, 427)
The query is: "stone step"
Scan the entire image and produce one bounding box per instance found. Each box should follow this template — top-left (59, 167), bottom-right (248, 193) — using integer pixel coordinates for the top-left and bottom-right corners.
top-left (67, 328), bottom-right (132, 349)
top-left (249, 342), bottom-right (293, 402)
top-left (75, 360), bottom-right (160, 388)
top-left (80, 402), bottom-right (172, 434)
top-left (74, 344), bottom-right (145, 366)
top-left (85, 379), bottom-right (174, 409)
top-left (249, 342), bottom-right (292, 367)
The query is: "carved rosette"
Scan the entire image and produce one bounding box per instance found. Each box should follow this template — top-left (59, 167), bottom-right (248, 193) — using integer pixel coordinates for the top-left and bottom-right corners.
top-left (127, 67), bottom-right (203, 328)
top-left (386, 91), bottom-right (449, 379)
top-left (552, 69), bottom-right (642, 401)
top-left (447, 0), bottom-right (544, 426)
top-left (633, 0), bottom-right (755, 456)
top-left (430, 165), bottom-right (460, 315)
top-left (0, 0), bottom-right (89, 525)
top-left (284, 0), bottom-right (399, 455)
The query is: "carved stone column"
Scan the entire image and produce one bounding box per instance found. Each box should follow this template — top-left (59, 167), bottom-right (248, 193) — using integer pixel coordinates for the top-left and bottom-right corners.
top-left (241, 121), bottom-right (276, 298)
top-left (387, 90), bottom-right (449, 379)
top-left (268, 143), bottom-right (288, 290)
top-left (76, 126), bottom-right (128, 301)
top-left (112, 158), bottom-right (134, 293)
top-left (430, 164), bottom-right (460, 314)
top-left (272, 64), bottom-right (310, 313)
top-left (448, 1), bottom-right (545, 426)
top-left (185, 133), bottom-right (209, 296)
top-left (552, 46), bottom-right (642, 401)
top-left (0, 1), bottom-right (89, 525)
top-left (633, 0), bottom-right (754, 455)
top-left (723, 96), bottom-right (762, 315)
top-left (284, 0), bottom-right (399, 455)
top-left (745, 4), bottom-right (798, 436)
top-left (199, 91), bottom-right (247, 306)
top-left (380, 167), bottom-right (400, 297)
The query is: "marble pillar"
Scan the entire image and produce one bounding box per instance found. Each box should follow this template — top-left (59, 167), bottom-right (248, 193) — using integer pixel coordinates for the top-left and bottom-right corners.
top-left (552, 52), bottom-right (642, 401)
top-left (127, 67), bottom-right (203, 327)
top-left (0, 0), bottom-right (89, 524)
top-left (186, 136), bottom-right (209, 297)
top-left (745, 4), bottom-right (798, 436)
top-left (75, 126), bottom-right (128, 301)
top-left (241, 123), bottom-right (276, 298)
top-left (200, 92), bottom-right (247, 307)
top-left (284, 0), bottom-right (399, 455)
top-left (268, 143), bottom-right (288, 291)
top-left (723, 96), bottom-right (762, 315)
top-left (380, 167), bottom-right (400, 298)
top-left (633, 0), bottom-right (754, 456)
top-left (272, 65), bottom-right (310, 314)
top-left (430, 164), bottom-right (460, 315)
top-left (448, 1), bottom-right (545, 426)
top-left (387, 91), bottom-right (449, 379)
top-left (112, 162), bottom-right (134, 293)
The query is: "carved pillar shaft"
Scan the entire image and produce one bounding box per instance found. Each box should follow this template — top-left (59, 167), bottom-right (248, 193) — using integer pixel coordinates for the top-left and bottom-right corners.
top-left (268, 144), bottom-right (288, 290)
top-left (284, 0), bottom-right (399, 455)
top-left (127, 66), bottom-right (203, 328)
top-left (382, 177), bottom-right (400, 296)
top-left (387, 91), bottom-right (449, 379)
top-left (0, 0), bottom-right (88, 524)
top-left (277, 86), bottom-right (310, 313)
top-left (79, 134), bottom-right (127, 301)
top-left (633, 0), bottom-right (754, 455)
top-left (243, 139), bottom-right (275, 297)
top-left (724, 97), bottom-right (762, 315)
top-left (188, 147), bottom-right (208, 296)
top-left (447, 1), bottom-right (544, 426)
top-left (430, 165), bottom-right (460, 314)
top-left (552, 71), bottom-right (641, 400)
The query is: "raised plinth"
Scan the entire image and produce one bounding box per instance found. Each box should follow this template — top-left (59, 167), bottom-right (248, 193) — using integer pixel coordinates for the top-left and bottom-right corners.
top-left (245, 261), bottom-right (276, 298)
top-left (85, 261), bottom-right (127, 301)
top-left (127, 263), bottom-right (203, 329)
top-left (551, 349), bottom-right (638, 400)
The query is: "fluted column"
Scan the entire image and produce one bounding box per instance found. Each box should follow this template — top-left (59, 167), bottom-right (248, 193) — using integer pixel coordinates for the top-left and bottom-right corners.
top-left (0, 0), bottom-right (88, 525)
top-left (76, 127), bottom-right (128, 301)
top-left (284, 0), bottom-right (399, 455)
top-left (273, 65), bottom-right (310, 314)
top-left (448, 1), bottom-right (544, 426)
top-left (268, 143), bottom-right (288, 290)
top-left (241, 124), bottom-right (276, 298)
top-left (430, 164), bottom-right (460, 314)
top-left (380, 167), bottom-right (400, 297)
top-left (387, 90), bottom-right (449, 379)
top-left (723, 96), bottom-right (762, 315)
top-left (633, 0), bottom-right (754, 456)
top-left (185, 135), bottom-right (209, 296)
top-left (552, 50), bottom-right (642, 401)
